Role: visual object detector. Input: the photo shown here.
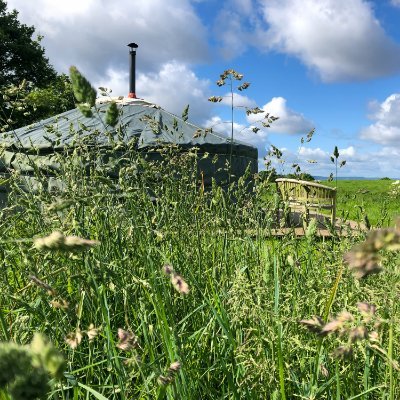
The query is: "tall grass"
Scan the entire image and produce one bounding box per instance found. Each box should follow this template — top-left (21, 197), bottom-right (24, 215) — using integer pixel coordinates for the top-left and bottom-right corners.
top-left (0, 133), bottom-right (399, 399)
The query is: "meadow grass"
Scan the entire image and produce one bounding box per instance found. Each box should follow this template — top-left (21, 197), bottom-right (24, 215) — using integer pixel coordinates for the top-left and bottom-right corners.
top-left (0, 142), bottom-right (399, 399)
top-left (324, 179), bottom-right (399, 228)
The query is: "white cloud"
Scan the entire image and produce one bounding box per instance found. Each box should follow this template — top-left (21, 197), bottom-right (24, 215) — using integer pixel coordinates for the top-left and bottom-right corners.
top-left (274, 145), bottom-right (400, 178)
top-left (220, 92), bottom-right (257, 108)
top-left (298, 147), bottom-right (328, 161)
top-left (340, 146), bottom-right (356, 157)
top-left (360, 94), bottom-right (400, 144)
top-left (391, 0), bottom-right (400, 6)
top-left (94, 69), bottom-right (128, 98)
top-left (298, 145), bottom-right (355, 161)
top-left (94, 62), bottom-right (213, 124)
top-left (204, 115), bottom-right (270, 159)
top-left (204, 118), bottom-right (400, 178)
top-left (257, 0), bottom-right (400, 81)
top-left (231, 0), bottom-right (254, 15)
top-left (214, 9), bottom-right (251, 59)
top-left (137, 62), bottom-right (212, 123)
top-left (247, 97), bottom-right (314, 134)
top-left (212, 0), bottom-right (260, 59)
top-left (6, 0), bottom-right (209, 80)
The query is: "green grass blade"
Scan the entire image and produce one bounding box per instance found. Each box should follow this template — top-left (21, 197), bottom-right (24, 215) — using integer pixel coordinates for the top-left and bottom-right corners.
top-left (77, 382), bottom-right (108, 400)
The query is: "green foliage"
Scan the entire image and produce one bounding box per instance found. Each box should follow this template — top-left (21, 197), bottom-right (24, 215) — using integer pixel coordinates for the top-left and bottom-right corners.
top-left (105, 101), bottom-right (119, 127)
top-left (324, 179), bottom-right (398, 226)
top-left (0, 132), bottom-right (398, 398)
top-left (181, 104), bottom-right (189, 122)
top-left (25, 74), bottom-right (75, 118)
top-left (330, 145), bottom-right (346, 186)
top-left (0, 334), bottom-right (64, 400)
top-left (0, 74), bottom-right (75, 130)
top-left (69, 66), bottom-right (97, 118)
top-left (0, 1), bottom-right (75, 129)
top-left (0, 0), bottom-right (57, 88)
top-left (286, 172), bottom-right (315, 181)
top-left (0, 67), bottom-right (399, 400)
top-left (258, 167), bottom-right (278, 182)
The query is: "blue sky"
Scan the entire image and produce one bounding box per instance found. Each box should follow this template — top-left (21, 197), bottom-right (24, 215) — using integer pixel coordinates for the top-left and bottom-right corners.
top-left (6, 0), bottom-right (400, 178)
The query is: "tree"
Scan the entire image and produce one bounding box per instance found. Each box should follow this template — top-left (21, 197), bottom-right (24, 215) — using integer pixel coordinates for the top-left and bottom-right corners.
top-left (1, 74), bottom-right (76, 131)
top-left (0, 0), bottom-right (58, 88)
top-left (0, 1), bottom-right (75, 129)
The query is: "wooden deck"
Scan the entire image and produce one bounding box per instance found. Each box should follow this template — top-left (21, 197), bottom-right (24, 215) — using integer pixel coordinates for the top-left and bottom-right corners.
top-left (269, 211), bottom-right (367, 238)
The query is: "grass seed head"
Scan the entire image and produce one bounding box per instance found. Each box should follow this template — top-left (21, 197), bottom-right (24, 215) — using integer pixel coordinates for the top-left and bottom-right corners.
top-left (168, 361), bottom-right (181, 374)
top-left (299, 316), bottom-right (324, 334)
top-left (344, 226), bottom-right (400, 278)
top-left (369, 331), bottom-right (379, 342)
top-left (320, 364), bottom-right (329, 378)
top-left (349, 326), bottom-right (368, 343)
top-left (29, 274), bottom-right (57, 296)
top-left (86, 324), bottom-right (100, 341)
top-left (116, 328), bottom-right (138, 351)
top-left (50, 299), bottom-right (70, 310)
top-left (158, 375), bottom-right (173, 386)
top-left (34, 231), bottom-right (100, 252)
top-left (30, 333), bottom-right (65, 380)
top-left (163, 264), bottom-right (174, 275)
top-left (171, 272), bottom-right (190, 295)
top-left (333, 346), bottom-right (353, 359)
top-left (34, 231), bottom-right (64, 251)
top-left (65, 329), bottom-right (83, 349)
top-left (337, 311), bottom-right (354, 323)
top-left (320, 319), bottom-right (344, 336)
top-left (158, 361), bottom-right (181, 386)
top-left (343, 249), bottom-right (381, 279)
top-left (357, 302), bottom-right (376, 322)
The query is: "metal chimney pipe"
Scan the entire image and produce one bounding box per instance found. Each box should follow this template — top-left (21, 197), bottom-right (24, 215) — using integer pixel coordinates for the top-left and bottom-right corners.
top-left (127, 42), bottom-right (138, 98)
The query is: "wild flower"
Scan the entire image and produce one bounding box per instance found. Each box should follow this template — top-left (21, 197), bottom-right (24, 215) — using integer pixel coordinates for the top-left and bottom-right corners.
top-left (34, 231), bottom-right (100, 252)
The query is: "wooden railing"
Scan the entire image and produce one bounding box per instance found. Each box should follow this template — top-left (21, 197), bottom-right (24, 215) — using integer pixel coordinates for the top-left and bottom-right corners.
top-left (275, 178), bottom-right (337, 225)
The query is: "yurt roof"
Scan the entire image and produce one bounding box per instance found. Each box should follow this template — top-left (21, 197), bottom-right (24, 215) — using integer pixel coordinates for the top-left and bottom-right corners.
top-left (1, 98), bottom-right (257, 159)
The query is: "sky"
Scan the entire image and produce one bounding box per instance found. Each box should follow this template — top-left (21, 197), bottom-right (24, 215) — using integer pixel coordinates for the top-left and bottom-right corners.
top-left (5, 0), bottom-right (400, 178)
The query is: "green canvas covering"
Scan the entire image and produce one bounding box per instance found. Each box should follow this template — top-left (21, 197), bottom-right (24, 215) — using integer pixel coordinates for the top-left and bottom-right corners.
top-left (0, 98), bottom-right (257, 190)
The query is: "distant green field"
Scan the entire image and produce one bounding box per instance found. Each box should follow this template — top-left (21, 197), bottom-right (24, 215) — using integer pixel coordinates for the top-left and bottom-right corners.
top-left (322, 179), bottom-right (398, 227)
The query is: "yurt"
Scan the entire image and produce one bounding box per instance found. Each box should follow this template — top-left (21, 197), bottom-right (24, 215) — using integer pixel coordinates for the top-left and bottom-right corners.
top-left (0, 44), bottom-right (257, 204)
